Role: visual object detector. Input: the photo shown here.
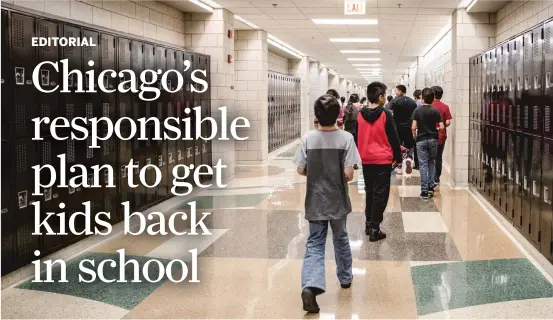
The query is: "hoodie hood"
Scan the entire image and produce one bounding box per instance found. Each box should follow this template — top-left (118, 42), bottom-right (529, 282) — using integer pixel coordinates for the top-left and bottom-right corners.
top-left (360, 105), bottom-right (384, 123)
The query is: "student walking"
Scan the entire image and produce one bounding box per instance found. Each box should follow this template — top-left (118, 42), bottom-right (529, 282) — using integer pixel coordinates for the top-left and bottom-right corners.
top-left (430, 86), bottom-right (452, 185)
top-left (413, 89), bottom-right (423, 108)
top-left (357, 82), bottom-right (402, 241)
top-left (343, 93), bottom-right (361, 144)
top-left (294, 94), bottom-right (361, 314)
top-left (389, 85), bottom-right (417, 174)
top-left (411, 88), bottom-right (444, 199)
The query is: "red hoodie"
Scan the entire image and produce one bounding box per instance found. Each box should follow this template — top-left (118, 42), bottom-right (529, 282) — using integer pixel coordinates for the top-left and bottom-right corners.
top-left (357, 106), bottom-right (402, 165)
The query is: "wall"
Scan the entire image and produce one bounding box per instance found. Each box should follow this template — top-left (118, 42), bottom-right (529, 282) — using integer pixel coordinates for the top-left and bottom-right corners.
top-left (268, 51), bottom-right (289, 75)
top-left (496, 0), bottom-right (553, 43)
top-left (9, 0), bottom-right (190, 48)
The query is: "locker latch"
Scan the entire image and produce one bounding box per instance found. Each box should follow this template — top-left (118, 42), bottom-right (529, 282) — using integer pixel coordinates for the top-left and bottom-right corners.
top-left (146, 158), bottom-right (152, 169)
top-left (69, 186), bottom-right (75, 194)
top-left (524, 176), bottom-right (529, 190)
top-left (544, 186), bottom-right (550, 204)
top-left (534, 74), bottom-right (540, 89)
top-left (104, 170), bottom-right (110, 184)
top-left (121, 165), bottom-right (127, 178)
top-left (158, 155), bottom-right (163, 167)
top-left (17, 191), bottom-right (28, 209)
top-left (41, 70), bottom-right (50, 86)
top-left (44, 187), bottom-right (52, 201)
top-left (202, 143), bottom-right (207, 153)
top-left (546, 72), bottom-right (551, 88)
top-left (15, 67), bottom-right (25, 85)
top-left (516, 171), bottom-right (520, 184)
top-left (178, 150), bottom-right (183, 161)
top-left (169, 153), bottom-right (174, 164)
top-left (533, 180), bottom-right (539, 197)
top-left (195, 146), bottom-right (200, 156)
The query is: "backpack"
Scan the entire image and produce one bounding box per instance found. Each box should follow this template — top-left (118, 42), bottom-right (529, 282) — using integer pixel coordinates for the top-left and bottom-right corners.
top-left (343, 103), bottom-right (359, 138)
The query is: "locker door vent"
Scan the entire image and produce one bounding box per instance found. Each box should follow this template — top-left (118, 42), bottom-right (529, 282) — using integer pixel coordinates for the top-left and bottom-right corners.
top-left (119, 42), bottom-right (126, 63)
top-left (15, 104), bottom-right (27, 134)
top-left (85, 45), bottom-right (92, 59)
top-left (42, 141), bottom-right (51, 165)
top-left (545, 144), bottom-right (550, 164)
top-left (102, 38), bottom-right (109, 59)
top-left (65, 31), bottom-right (74, 55)
top-left (524, 36), bottom-right (530, 59)
top-left (39, 24), bottom-right (50, 51)
top-left (66, 104), bottom-right (74, 121)
top-left (16, 144), bottom-right (27, 173)
top-left (66, 140), bottom-right (75, 163)
top-left (85, 102), bottom-right (93, 119)
top-left (546, 107), bottom-right (551, 133)
top-left (102, 102), bottom-right (110, 118)
top-left (13, 17), bottom-right (25, 48)
top-left (41, 104), bottom-right (50, 120)
top-left (533, 32), bottom-right (539, 57)
top-left (17, 226), bottom-right (32, 256)
top-left (546, 26), bottom-right (551, 53)
top-left (104, 196), bottom-right (112, 213)
top-left (87, 137), bottom-right (93, 159)
top-left (533, 106), bottom-right (539, 131)
top-left (102, 139), bottom-right (110, 156)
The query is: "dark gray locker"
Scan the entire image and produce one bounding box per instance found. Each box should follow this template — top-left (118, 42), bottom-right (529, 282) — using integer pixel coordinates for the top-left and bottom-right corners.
top-left (505, 129), bottom-right (516, 222)
top-left (166, 49), bottom-right (179, 188)
top-left (131, 40), bottom-right (145, 120)
top-left (118, 136), bottom-right (134, 210)
top-left (515, 35), bottom-right (524, 132)
top-left (1, 141), bottom-right (16, 276)
top-left (521, 134), bottom-right (532, 238)
top-left (175, 51), bottom-right (186, 169)
top-left (513, 132), bottom-right (524, 228)
top-left (36, 19), bottom-right (60, 135)
top-left (183, 52), bottom-right (195, 183)
top-left (530, 135), bottom-right (542, 246)
top-left (83, 29), bottom-right (101, 120)
top-left (192, 54), bottom-right (202, 176)
top-left (117, 37), bottom-right (132, 119)
top-left (199, 55), bottom-right (211, 180)
top-left (544, 21), bottom-right (553, 139)
top-left (541, 138), bottom-right (553, 261)
top-left (469, 121), bottom-right (477, 186)
top-left (143, 43), bottom-right (157, 203)
top-left (205, 55), bottom-right (212, 172)
top-left (62, 24), bottom-right (84, 119)
top-left (11, 13), bottom-right (37, 139)
top-left (100, 33), bottom-right (117, 122)
top-left (155, 45), bottom-right (169, 200)
top-left (131, 40), bottom-right (146, 209)
top-left (506, 40), bottom-right (516, 130)
top-left (531, 26), bottom-right (544, 136)
top-left (522, 31), bottom-right (533, 133)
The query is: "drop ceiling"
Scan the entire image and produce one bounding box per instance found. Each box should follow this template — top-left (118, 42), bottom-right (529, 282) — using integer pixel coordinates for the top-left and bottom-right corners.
top-left (213, 0), bottom-right (460, 86)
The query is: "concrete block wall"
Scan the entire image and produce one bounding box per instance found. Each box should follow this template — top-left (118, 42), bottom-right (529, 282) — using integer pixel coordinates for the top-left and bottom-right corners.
top-left (9, 0), bottom-right (190, 48)
top-left (234, 30), bottom-right (269, 163)
top-left (339, 77), bottom-right (348, 101)
top-left (496, 0), bottom-right (553, 43)
top-left (328, 73), bottom-right (340, 93)
top-left (289, 57), bottom-right (311, 135)
top-left (268, 51), bottom-right (289, 75)
top-left (185, 9), bottom-right (237, 176)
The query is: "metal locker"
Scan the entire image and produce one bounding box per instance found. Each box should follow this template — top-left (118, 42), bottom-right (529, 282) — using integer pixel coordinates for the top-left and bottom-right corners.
top-left (484, 53), bottom-right (491, 124)
top-left (477, 56), bottom-right (483, 121)
top-left (201, 55), bottom-right (212, 176)
top-left (513, 131), bottom-right (524, 228)
top-left (541, 138), bottom-right (553, 261)
top-left (1, 9), bottom-right (11, 141)
top-left (522, 31), bottom-right (533, 134)
top-left (1, 140), bottom-right (16, 276)
top-left (490, 49), bottom-right (498, 127)
top-left (100, 33), bottom-right (117, 122)
top-left (530, 26), bottom-right (544, 136)
top-left (530, 135), bottom-right (542, 246)
top-left (483, 125), bottom-right (493, 196)
top-left (131, 40), bottom-right (146, 209)
top-left (183, 52), bottom-right (195, 183)
top-left (118, 134), bottom-right (135, 210)
top-left (515, 35), bottom-right (525, 133)
top-left (520, 134), bottom-right (532, 237)
top-left (155, 45), bottom-right (169, 199)
top-left (11, 13), bottom-right (37, 139)
top-left (505, 129), bottom-right (517, 222)
top-left (143, 43), bottom-right (158, 203)
top-left (83, 29), bottom-right (101, 120)
top-left (117, 37), bottom-right (132, 119)
top-left (192, 54), bottom-right (202, 179)
top-left (166, 49), bottom-right (179, 187)
top-left (144, 44), bottom-right (156, 117)
top-left (36, 19), bottom-right (61, 134)
top-left (132, 40), bottom-right (145, 120)
top-left (496, 128), bottom-right (507, 212)
top-left (544, 21), bottom-right (553, 139)
top-left (175, 51), bottom-right (187, 170)
top-left (62, 24), bottom-right (84, 119)
top-left (469, 121), bottom-right (477, 186)
top-left (506, 40), bottom-right (516, 131)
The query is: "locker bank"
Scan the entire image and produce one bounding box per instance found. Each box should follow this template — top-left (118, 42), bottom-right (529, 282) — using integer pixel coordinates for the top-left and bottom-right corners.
top-left (2, 0), bottom-right (553, 319)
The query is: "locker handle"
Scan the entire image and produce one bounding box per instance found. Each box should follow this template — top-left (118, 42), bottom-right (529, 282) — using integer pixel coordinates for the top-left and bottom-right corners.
top-left (533, 180), bottom-right (539, 197)
top-left (546, 72), bottom-right (551, 88)
top-left (545, 186), bottom-right (551, 204)
top-left (534, 74), bottom-right (540, 89)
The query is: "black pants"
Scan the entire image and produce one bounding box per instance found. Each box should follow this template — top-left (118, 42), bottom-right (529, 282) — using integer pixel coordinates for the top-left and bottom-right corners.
top-left (414, 145), bottom-right (419, 167)
top-left (362, 164), bottom-right (392, 229)
top-left (397, 126), bottom-right (415, 149)
top-left (436, 143), bottom-right (445, 182)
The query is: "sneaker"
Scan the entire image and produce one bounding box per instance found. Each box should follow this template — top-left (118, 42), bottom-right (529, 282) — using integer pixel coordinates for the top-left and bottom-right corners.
top-left (428, 188), bottom-right (434, 197)
top-left (395, 166), bottom-right (403, 175)
top-left (369, 228), bottom-right (387, 242)
top-left (405, 158), bottom-right (413, 174)
top-left (341, 282), bottom-right (352, 289)
top-left (301, 288), bottom-right (320, 313)
top-left (420, 191), bottom-right (429, 200)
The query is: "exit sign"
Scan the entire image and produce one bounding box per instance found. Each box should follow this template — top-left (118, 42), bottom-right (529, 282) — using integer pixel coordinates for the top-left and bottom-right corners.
top-left (345, 0), bottom-right (366, 15)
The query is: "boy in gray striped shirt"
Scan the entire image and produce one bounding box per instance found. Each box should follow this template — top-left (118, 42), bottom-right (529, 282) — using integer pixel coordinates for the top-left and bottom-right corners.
top-left (294, 94), bottom-right (361, 313)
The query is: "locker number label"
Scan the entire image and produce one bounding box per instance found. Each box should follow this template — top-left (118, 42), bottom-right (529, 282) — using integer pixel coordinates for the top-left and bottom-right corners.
top-left (18, 191), bottom-right (28, 209)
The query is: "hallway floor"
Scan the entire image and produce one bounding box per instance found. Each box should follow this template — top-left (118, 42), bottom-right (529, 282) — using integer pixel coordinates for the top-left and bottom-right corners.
top-left (2, 143), bottom-right (553, 319)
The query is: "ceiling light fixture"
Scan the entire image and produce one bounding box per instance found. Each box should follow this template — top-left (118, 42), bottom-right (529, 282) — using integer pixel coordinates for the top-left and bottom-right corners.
top-left (340, 50), bottom-right (380, 54)
top-left (329, 38), bottom-right (380, 43)
top-left (268, 34), bottom-right (305, 58)
top-left (234, 15), bottom-right (259, 29)
top-left (312, 19), bottom-right (378, 25)
top-left (188, 0), bottom-right (214, 12)
top-left (348, 58), bottom-right (381, 61)
top-left (353, 64), bottom-right (381, 67)
top-left (466, 0), bottom-right (478, 12)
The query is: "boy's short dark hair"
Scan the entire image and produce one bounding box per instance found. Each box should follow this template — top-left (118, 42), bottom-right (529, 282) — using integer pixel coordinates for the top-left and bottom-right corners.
top-left (422, 87), bottom-right (435, 104)
top-left (431, 86), bottom-right (443, 99)
top-left (413, 89), bottom-right (422, 99)
top-left (366, 81), bottom-right (387, 104)
top-left (387, 95), bottom-right (393, 102)
top-left (314, 94), bottom-right (340, 126)
top-left (360, 97), bottom-right (367, 104)
top-left (395, 84), bottom-right (407, 94)
top-left (326, 89), bottom-right (340, 100)
top-left (340, 96), bottom-right (346, 103)
top-left (349, 93), bottom-right (360, 103)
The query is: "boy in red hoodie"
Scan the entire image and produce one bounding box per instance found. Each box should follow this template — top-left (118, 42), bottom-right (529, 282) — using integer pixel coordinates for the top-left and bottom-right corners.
top-left (357, 82), bottom-right (402, 241)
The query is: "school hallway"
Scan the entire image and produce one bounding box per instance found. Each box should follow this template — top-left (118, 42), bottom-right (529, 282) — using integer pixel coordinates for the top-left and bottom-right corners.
top-left (2, 141), bottom-right (552, 319)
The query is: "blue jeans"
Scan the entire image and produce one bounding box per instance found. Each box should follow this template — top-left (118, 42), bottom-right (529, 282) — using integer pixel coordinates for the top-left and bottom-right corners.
top-left (301, 218), bottom-right (352, 293)
top-left (416, 138), bottom-right (438, 193)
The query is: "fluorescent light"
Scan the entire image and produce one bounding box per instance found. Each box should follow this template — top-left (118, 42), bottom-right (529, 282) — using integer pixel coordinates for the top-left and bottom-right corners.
top-left (348, 58), bottom-right (381, 61)
top-left (188, 0), bottom-right (213, 12)
top-left (340, 50), bottom-right (380, 54)
top-left (457, 0), bottom-right (472, 8)
top-left (267, 36), bottom-right (303, 59)
top-left (357, 68), bottom-right (381, 71)
top-left (198, 0), bottom-right (221, 8)
top-left (329, 38), bottom-right (380, 43)
top-left (312, 19), bottom-right (378, 25)
top-left (353, 64), bottom-right (381, 67)
top-left (234, 15), bottom-right (259, 29)
top-left (421, 18), bottom-right (451, 57)
top-left (328, 69), bottom-right (338, 76)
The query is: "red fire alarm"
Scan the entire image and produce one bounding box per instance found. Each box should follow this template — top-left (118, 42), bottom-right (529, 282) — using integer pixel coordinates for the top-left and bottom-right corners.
top-left (228, 54), bottom-right (233, 63)
top-left (228, 29), bottom-right (233, 38)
